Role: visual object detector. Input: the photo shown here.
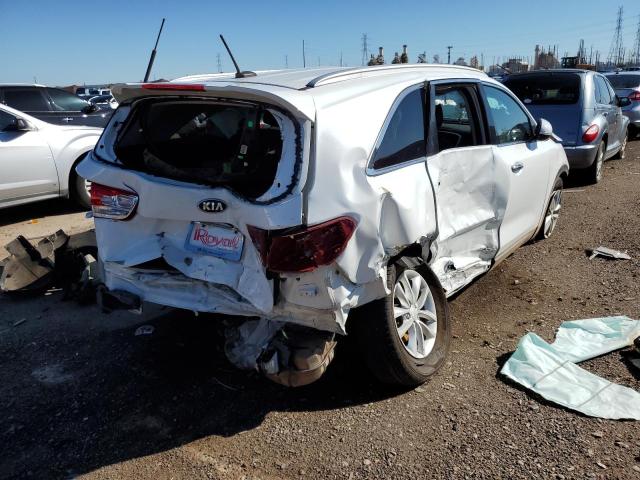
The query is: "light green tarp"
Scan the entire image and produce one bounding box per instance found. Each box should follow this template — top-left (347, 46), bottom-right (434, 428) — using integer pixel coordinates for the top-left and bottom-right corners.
top-left (501, 316), bottom-right (640, 420)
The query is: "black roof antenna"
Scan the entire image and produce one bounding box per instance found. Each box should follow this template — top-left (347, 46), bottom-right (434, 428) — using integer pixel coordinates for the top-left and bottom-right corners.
top-left (143, 18), bottom-right (165, 82)
top-left (219, 34), bottom-right (257, 78)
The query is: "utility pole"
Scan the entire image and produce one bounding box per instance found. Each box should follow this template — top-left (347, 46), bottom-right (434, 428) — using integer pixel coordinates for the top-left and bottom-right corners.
top-left (285, 54), bottom-right (288, 68)
top-left (340, 51), bottom-right (343, 67)
top-left (607, 6), bottom-right (624, 66)
top-left (318, 56), bottom-right (321, 66)
top-left (361, 33), bottom-right (369, 66)
top-left (302, 40), bottom-right (306, 68)
top-left (447, 45), bottom-right (453, 64)
top-left (216, 53), bottom-right (222, 73)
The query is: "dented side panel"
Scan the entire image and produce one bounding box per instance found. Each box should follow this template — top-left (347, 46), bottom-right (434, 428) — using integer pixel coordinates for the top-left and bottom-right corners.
top-left (426, 146), bottom-right (508, 294)
top-left (307, 85), bottom-right (436, 292)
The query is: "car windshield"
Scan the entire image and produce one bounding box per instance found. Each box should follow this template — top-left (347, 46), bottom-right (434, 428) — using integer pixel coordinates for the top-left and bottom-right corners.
top-left (504, 73), bottom-right (581, 105)
top-left (114, 99), bottom-right (286, 199)
top-left (606, 74), bottom-right (640, 89)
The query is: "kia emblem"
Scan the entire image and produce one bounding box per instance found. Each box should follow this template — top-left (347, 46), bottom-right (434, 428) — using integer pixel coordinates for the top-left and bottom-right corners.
top-left (198, 199), bottom-right (227, 213)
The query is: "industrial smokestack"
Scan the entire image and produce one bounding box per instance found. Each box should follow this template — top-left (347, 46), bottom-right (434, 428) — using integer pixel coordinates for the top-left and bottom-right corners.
top-left (401, 45), bottom-right (409, 63)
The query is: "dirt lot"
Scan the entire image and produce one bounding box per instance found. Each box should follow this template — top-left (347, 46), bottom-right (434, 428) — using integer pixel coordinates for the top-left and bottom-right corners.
top-left (1, 144), bottom-right (640, 480)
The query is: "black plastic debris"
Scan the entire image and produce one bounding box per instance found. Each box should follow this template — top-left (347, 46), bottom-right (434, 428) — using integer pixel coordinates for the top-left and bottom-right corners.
top-left (0, 230), bottom-right (69, 292)
top-left (0, 229), bottom-right (100, 302)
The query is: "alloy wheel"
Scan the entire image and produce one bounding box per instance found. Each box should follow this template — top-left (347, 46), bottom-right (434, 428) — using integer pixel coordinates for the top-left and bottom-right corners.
top-left (393, 269), bottom-right (438, 359)
top-left (543, 189), bottom-right (562, 238)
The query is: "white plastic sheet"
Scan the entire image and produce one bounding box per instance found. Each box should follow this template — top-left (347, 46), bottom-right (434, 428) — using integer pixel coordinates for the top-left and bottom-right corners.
top-left (501, 316), bottom-right (640, 420)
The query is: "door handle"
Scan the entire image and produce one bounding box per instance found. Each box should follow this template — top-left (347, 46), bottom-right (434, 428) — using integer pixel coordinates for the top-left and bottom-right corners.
top-left (511, 162), bottom-right (524, 173)
top-left (603, 112), bottom-right (608, 117)
top-left (62, 117), bottom-right (73, 122)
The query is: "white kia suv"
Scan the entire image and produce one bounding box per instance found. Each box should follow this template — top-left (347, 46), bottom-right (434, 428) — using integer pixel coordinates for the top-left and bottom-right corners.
top-left (78, 65), bottom-right (569, 387)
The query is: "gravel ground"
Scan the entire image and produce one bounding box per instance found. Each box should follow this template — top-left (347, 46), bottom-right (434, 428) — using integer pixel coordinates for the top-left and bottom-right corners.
top-left (1, 143), bottom-right (639, 480)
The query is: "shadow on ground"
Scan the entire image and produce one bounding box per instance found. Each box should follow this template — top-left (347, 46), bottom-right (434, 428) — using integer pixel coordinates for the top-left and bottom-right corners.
top-left (0, 299), bottom-right (396, 479)
top-left (0, 199), bottom-right (85, 229)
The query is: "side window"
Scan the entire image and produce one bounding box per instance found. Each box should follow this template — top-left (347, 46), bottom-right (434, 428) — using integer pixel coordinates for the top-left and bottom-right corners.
top-left (0, 110), bottom-right (17, 131)
top-left (483, 86), bottom-right (533, 145)
top-left (371, 88), bottom-right (425, 170)
top-left (434, 85), bottom-right (481, 152)
top-left (594, 77), bottom-right (603, 104)
top-left (605, 80), bottom-right (617, 105)
top-left (47, 88), bottom-right (89, 112)
top-left (595, 77), bottom-right (612, 105)
top-left (3, 89), bottom-right (50, 111)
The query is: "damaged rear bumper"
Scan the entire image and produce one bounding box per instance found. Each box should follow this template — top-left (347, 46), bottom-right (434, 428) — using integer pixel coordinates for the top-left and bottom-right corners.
top-left (101, 260), bottom-right (387, 334)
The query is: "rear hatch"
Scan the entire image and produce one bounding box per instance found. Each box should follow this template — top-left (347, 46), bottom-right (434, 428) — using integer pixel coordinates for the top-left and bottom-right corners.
top-left (504, 72), bottom-right (582, 145)
top-left (79, 85), bottom-right (313, 313)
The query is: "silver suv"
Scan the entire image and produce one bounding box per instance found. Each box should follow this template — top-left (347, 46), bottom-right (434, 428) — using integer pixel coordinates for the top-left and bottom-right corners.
top-left (79, 65), bottom-right (568, 387)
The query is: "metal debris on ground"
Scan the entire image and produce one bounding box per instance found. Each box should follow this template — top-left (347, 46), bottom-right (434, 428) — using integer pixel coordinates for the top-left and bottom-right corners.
top-left (134, 325), bottom-right (155, 336)
top-left (501, 316), bottom-right (640, 420)
top-left (588, 246), bottom-right (631, 261)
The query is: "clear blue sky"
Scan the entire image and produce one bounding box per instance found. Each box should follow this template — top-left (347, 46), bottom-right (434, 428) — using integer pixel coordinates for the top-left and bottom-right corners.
top-left (1, 0), bottom-right (639, 85)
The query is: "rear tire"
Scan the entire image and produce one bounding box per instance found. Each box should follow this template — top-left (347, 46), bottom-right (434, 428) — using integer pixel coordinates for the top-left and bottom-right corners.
top-left (350, 258), bottom-right (450, 387)
top-left (585, 141), bottom-right (605, 184)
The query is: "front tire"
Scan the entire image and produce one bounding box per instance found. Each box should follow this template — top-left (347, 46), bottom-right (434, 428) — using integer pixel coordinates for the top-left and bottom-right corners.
top-left (613, 130), bottom-right (627, 159)
top-left (351, 259), bottom-right (450, 387)
top-left (71, 173), bottom-right (91, 210)
top-left (535, 177), bottom-right (563, 240)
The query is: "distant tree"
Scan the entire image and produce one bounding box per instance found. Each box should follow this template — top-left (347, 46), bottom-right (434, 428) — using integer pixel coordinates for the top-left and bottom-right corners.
top-left (392, 52), bottom-right (401, 64)
top-left (433, 54), bottom-right (441, 64)
top-left (417, 53), bottom-right (427, 63)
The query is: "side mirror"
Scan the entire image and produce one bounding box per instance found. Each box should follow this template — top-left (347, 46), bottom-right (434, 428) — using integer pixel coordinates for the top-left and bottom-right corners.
top-left (3, 118), bottom-right (31, 132)
top-left (618, 96), bottom-right (631, 107)
top-left (534, 118), bottom-right (553, 140)
top-left (82, 103), bottom-right (98, 114)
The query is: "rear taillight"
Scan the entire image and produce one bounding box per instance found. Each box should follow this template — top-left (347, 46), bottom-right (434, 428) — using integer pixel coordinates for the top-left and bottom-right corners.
top-left (628, 91), bottom-right (640, 102)
top-left (90, 183), bottom-right (139, 220)
top-left (582, 124), bottom-right (599, 143)
top-left (247, 217), bottom-right (357, 273)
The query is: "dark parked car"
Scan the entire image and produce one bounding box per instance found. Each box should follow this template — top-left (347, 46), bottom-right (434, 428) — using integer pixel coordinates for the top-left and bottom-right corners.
top-left (605, 72), bottom-right (640, 139)
top-left (0, 85), bottom-right (112, 128)
top-left (504, 70), bottom-right (630, 183)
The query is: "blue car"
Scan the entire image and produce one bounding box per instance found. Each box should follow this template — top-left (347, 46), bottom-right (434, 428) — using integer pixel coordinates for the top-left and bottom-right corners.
top-left (504, 70), bottom-right (630, 184)
top-left (605, 71), bottom-right (640, 139)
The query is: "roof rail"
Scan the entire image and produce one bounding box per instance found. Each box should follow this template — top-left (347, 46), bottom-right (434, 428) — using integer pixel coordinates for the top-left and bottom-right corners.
top-left (306, 64), bottom-right (486, 88)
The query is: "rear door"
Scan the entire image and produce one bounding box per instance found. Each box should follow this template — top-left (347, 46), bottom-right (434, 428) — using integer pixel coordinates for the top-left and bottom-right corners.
top-left (0, 110), bottom-right (59, 204)
top-left (594, 75), bottom-right (619, 153)
top-left (480, 84), bottom-right (551, 261)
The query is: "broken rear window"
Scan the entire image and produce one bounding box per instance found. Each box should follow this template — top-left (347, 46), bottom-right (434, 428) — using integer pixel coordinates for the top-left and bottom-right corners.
top-left (114, 99), bottom-right (286, 199)
top-left (504, 73), bottom-right (581, 105)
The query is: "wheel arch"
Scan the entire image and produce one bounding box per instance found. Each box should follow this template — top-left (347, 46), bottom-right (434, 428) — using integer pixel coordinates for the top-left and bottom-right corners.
top-left (64, 150), bottom-right (91, 198)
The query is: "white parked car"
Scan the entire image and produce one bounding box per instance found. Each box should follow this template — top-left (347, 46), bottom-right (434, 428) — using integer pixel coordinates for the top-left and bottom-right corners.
top-left (0, 103), bottom-right (101, 209)
top-left (78, 65), bottom-right (569, 387)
